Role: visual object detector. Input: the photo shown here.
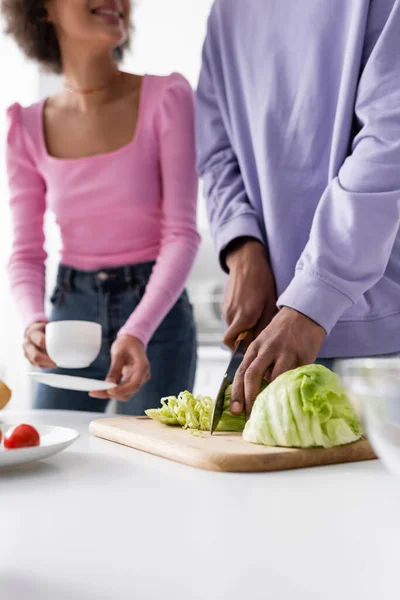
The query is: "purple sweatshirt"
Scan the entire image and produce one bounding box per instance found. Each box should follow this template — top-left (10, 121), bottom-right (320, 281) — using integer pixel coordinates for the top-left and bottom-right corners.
top-left (196, 0), bottom-right (400, 358)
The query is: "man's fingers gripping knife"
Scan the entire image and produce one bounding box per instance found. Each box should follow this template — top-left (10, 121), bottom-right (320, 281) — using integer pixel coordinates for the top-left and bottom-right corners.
top-left (243, 357), bottom-right (270, 418)
top-left (230, 344), bottom-right (261, 418)
top-left (231, 341), bottom-right (282, 419)
top-left (223, 313), bottom-right (257, 351)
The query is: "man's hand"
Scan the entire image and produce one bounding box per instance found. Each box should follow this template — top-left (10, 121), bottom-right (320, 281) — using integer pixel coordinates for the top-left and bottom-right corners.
top-left (24, 321), bottom-right (57, 369)
top-left (90, 335), bottom-right (150, 402)
top-left (223, 240), bottom-right (277, 350)
top-left (230, 307), bottom-right (326, 418)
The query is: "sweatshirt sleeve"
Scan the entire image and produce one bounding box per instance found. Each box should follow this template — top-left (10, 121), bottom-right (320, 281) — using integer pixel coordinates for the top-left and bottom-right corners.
top-left (196, 8), bottom-right (265, 269)
top-left (118, 74), bottom-right (201, 346)
top-left (278, 0), bottom-right (400, 334)
top-left (6, 103), bottom-right (48, 331)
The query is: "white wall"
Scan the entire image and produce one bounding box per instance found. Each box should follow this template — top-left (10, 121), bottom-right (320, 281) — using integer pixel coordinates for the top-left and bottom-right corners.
top-left (126, 0), bottom-right (213, 85)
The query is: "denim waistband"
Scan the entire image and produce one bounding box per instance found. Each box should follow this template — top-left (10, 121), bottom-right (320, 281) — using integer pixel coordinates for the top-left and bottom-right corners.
top-left (56, 262), bottom-right (155, 291)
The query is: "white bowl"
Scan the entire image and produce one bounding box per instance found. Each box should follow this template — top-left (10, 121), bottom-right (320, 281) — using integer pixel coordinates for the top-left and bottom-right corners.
top-left (46, 321), bottom-right (102, 369)
top-left (0, 424), bottom-right (80, 469)
top-left (337, 358), bottom-right (400, 479)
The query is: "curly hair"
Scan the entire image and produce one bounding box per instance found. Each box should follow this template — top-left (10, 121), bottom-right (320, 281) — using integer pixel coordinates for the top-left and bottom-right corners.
top-left (1, 0), bottom-right (130, 74)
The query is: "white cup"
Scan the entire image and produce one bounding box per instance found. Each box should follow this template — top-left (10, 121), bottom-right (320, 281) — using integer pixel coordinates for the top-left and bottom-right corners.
top-left (46, 321), bottom-right (102, 369)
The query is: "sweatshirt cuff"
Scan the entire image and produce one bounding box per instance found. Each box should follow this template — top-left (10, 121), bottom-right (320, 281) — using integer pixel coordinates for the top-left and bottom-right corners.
top-left (214, 214), bottom-right (265, 272)
top-left (277, 269), bottom-right (353, 334)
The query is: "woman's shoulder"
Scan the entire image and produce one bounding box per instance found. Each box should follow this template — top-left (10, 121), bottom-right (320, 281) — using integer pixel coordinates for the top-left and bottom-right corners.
top-left (7, 100), bottom-right (44, 143)
top-left (145, 72), bottom-right (194, 101)
top-left (146, 72), bottom-right (192, 89)
top-left (144, 73), bottom-right (194, 118)
top-left (7, 99), bottom-right (43, 123)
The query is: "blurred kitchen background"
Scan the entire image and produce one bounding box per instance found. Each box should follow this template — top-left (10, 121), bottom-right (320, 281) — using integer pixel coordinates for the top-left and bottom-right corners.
top-left (0, 0), bottom-right (231, 410)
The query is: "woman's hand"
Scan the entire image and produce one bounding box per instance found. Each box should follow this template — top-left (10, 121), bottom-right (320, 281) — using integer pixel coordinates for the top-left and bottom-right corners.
top-left (90, 335), bottom-right (150, 402)
top-left (230, 307), bottom-right (326, 418)
top-left (24, 321), bottom-right (57, 369)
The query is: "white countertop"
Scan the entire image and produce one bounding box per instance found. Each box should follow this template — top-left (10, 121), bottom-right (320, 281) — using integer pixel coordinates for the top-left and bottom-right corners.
top-left (1, 410), bottom-right (399, 600)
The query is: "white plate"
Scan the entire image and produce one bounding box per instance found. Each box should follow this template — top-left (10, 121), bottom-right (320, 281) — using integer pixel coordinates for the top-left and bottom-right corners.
top-left (0, 424), bottom-right (80, 468)
top-left (29, 372), bottom-right (117, 392)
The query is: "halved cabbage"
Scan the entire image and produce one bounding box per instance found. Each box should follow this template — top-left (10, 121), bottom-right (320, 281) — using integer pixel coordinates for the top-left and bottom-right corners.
top-left (243, 364), bottom-right (363, 448)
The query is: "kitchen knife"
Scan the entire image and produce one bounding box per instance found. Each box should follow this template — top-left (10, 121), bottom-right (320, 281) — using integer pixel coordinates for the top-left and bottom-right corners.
top-left (210, 331), bottom-right (249, 435)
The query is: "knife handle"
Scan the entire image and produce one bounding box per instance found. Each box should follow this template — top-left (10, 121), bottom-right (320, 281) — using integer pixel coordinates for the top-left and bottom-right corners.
top-left (236, 331), bottom-right (250, 345)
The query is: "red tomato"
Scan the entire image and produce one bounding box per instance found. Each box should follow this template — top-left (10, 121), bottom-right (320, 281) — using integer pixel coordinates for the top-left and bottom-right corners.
top-left (4, 424), bottom-right (40, 450)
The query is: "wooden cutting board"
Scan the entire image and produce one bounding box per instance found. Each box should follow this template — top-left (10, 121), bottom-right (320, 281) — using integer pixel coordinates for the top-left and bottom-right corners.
top-left (89, 417), bottom-right (377, 473)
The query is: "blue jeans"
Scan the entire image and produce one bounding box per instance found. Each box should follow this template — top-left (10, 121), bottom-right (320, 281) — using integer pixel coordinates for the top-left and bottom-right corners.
top-left (34, 263), bottom-right (197, 415)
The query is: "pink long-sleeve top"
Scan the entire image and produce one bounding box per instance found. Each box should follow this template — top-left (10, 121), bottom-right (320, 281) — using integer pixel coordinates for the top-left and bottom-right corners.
top-left (6, 73), bottom-right (200, 347)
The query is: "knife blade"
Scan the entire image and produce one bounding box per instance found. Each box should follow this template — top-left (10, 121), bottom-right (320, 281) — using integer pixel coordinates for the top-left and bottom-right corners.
top-left (210, 331), bottom-right (249, 435)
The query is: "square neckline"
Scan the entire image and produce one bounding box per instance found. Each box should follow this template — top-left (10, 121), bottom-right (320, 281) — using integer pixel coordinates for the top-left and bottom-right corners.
top-left (39, 74), bottom-right (148, 163)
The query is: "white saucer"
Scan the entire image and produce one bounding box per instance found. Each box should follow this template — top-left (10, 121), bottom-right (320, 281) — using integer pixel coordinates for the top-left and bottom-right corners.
top-left (0, 424), bottom-right (80, 468)
top-left (29, 372), bottom-right (118, 392)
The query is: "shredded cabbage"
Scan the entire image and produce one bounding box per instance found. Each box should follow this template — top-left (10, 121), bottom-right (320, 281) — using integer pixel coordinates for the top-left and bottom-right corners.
top-left (145, 388), bottom-right (246, 432)
top-left (243, 364), bottom-right (363, 448)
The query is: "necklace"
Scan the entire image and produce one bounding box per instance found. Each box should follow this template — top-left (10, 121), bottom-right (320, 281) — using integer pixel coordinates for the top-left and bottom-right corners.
top-left (64, 71), bottom-right (121, 95)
